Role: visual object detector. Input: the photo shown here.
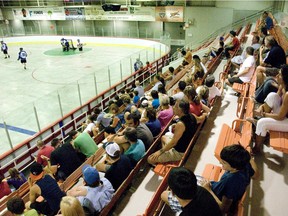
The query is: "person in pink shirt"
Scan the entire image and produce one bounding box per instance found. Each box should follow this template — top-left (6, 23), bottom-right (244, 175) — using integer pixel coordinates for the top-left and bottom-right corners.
top-left (36, 140), bottom-right (54, 167)
top-left (157, 95), bottom-right (174, 130)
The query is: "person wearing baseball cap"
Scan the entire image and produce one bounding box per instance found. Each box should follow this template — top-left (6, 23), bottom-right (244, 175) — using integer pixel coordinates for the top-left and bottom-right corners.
top-left (27, 163), bottom-right (65, 216)
top-left (67, 164), bottom-right (114, 213)
top-left (96, 142), bottom-right (133, 190)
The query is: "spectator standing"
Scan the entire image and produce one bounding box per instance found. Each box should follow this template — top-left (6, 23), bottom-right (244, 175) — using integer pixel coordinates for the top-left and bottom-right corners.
top-left (1, 41), bottom-right (10, 59)
top-left (134, 58), bottom-right (143, 71)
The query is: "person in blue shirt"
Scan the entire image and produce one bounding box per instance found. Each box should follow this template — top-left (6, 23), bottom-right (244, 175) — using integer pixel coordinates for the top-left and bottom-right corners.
top-left (17, 48), bottom-right (27, 69)
top-left (133, 90), bottom-right (140, 105)
top-left (145, 107), bottom-right (161, 137)
top-left (262, 11), bottom-right (273, 30)
top-left (202, 144), bottom-right (259, 215)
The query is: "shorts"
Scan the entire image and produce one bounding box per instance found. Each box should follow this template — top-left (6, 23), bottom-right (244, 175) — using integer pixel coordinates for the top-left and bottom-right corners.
top-left (21, 59), bottom-right (27, 64)
top-left (156, 148), bottom-right (183, 163)
top-left (168, 191), bottom-right (182, 213)
top-left (30, 201), bottom-right (57, 216)
top-left (228, 76), bottom-right (243, 85)
top-left (3, 50), bottom-right (8, 54)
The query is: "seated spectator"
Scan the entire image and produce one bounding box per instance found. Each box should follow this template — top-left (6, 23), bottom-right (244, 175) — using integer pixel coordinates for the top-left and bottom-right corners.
top-left (206, 40), bottom-right (224, 58)
top-left (7, 168), bottom-right (27, 190)
top-left (161, 167), bottom-right (222, 216)
top-left (192, 55), bottom-right (207, 74)
top-left (151, 74), bottom-right (163, 91)
top-left (145, 107), bottom-right (161, 137)
top-left (225, 46), bottom-right (256, 87)
top-left (205, 75), bottom-right (223, 103)
top-left (114, 95), bottom-right (124, 107)
top-left (197, 85), bottom-right (210, 107)
top-left (60, 196), bottom-right (85, 216)
top-left (182, 49), bottom-right (192, 66)
top-left (254, 68), bottom-right (279, 104)
top-left (82, 114), bottom-right (98, 137)
top-left (109, 103), bottom-right (124, 132)
top-left (133, 90), bottom-right (140, 105)
top-left (27, 163), bottom-right (66, 216)
top-left (161, 66), bottom-right (173, 81)
top-left (256, 36), bottom-right (286, 87)
top-left (96, 142), bottom-right (133, 190)
top-left (224, 30), bottom-right (240, 59)
top-left (134, 80), bottom-right (144, 97)
top-left (157, 83), bottom-right (167, 98)
top-left (202, 145), bottom-right (258, 214)
top-left (0, 173), bottom-right (11, 199)
top-left (114, 112), bottom-right (154, 151)
top-left (262, 11), bottom-right (273, 30)
top-left (151, 90), bottom-right (160, 109)
top-left (148, 100), bottom-right (197, 165)
top-left (231, 35), bottom-right (261, 68)
top-left (123, 127), bottom-right (145, 166)
top-left (69, 130), bottom-right (98, 158)
top-left (93, 107), bottom-right (112, 132)
top-left (122, 95), bottom-right (137, 114)
top-left (36, 140), bottom-right (54, 167)
top-left (67, 165), bottom-right (114, 213)
top-left (7, 196), bottom-right (39, 216)
top-left (172, 81), bottom-right (186, 101)
top-left (183, 86), bottom-right (210, 117)
top-left (157, 95), bottom-right (174, 130)
top-left (252, 65), bottom-right (288, 154)
top-left (50, 138), bottom-right (83, 181)
top-left (104, 126), bottom-right (116, 140)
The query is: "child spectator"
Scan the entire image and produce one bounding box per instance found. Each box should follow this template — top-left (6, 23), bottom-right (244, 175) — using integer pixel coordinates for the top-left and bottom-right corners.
top-left (202, 144), bottom-right (258, 214)
top-left (133, 90), bottom-right (140, 105)
top-left (60, 196), bottom-right (85, 216)
top-left (205, 75), bottom-right (223, 103)
top-left (161, 167), bottom-right (222, 216)
top-left (67, 165), bottom-right (114, 213)
top-left (7, 168), bottom-right (27, 190)
top-left (0, 173), bottom-right (11, 199)
top-left (7, 196), bottom-right (39, 216)
top-left (151, 90), bottom-right (160, 109)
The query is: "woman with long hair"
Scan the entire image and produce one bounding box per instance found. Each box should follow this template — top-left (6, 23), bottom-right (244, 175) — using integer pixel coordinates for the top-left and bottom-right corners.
top-left (7, 167), bottom-right (27, 190)
top-left (253, 65), bottom-right (288, 154)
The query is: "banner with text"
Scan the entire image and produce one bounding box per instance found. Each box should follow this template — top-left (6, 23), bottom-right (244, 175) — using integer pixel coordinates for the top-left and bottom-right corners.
top-left (155, 6), bottom-right (184, 22)
top-left (85, 6), bottom-right (155, 21)
top-left (65, 7), bottom-right (85, 20)
top-left (12, 8), bottom-right (65, 20)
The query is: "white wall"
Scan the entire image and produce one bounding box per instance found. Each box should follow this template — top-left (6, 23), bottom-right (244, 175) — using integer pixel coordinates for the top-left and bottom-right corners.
top-left (215, 0), bottom-right (274, 10)
top-left (284, 0), bottom-right (288, 13)
top-left (184, 7), bottom-right (233, 45)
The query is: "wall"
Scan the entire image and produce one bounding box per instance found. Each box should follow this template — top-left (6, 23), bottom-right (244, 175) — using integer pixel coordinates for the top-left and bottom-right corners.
top-left (184, 7), bottom-right (233, 46)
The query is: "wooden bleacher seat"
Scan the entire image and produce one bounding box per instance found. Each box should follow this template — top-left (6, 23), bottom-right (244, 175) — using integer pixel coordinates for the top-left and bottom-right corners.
top-left (269, 131), bottom-right (288, 154)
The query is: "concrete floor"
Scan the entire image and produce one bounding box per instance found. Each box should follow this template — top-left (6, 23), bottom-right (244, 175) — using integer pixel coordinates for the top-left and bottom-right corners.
top-left (0, 36), bottom-right (166, 154)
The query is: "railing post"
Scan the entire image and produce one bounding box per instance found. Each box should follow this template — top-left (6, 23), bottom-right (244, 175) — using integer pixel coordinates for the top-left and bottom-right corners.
top-left (120, 61), bottom-right (123, 81)
top-left (94, 73), bottom-right (98, 96)
top-left (77, 81), bottom-right (82, 107)
top-left (57, 91), bottom-right (64, 118)
top-left (159, 44), bottom-right (162, 58)
top-left (108, 66), bottom-right (111, 88)
top-left (153, 46), bottom-right (155, 60)
top-left (3, 120), bottom-right (14, 153)
top-left (146, 50), bottom-right (148, 62)
top-left (130, 58), bottom-right (133, 74)
top-left (33, 104), bottom-right (42, 134)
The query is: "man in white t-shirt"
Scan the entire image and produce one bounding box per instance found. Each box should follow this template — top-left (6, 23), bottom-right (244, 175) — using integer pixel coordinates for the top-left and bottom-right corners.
top-left (225, 46), bottom-right (256, 87)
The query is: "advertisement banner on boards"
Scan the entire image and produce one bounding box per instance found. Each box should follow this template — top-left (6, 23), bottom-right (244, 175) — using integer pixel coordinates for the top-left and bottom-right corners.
top-left (12, 8), bottom-right (65, 20)
top-left (155, 6), bottom-right (184, 22)
top-left (64, 7), bottom-right (85, 20)
top-left (85, 6), bottom-right (155, 21)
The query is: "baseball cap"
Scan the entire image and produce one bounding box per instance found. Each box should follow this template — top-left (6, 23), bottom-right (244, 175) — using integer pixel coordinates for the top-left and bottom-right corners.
top-left (30, 163), bottom-right (44, 181)
top-left (229, 30), bottom-right (236, 37)
top-left (219, 36), bottom-right (224, 41)
top-left (104, 142), bottom-right (120, 158)
top-left (82, 164), bottom-right (100, 185)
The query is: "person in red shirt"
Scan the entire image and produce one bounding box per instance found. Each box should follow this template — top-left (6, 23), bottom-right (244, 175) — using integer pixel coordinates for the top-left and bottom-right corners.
top-left (0, 174), bottom-right (11, 199)
top-left (36, 140), bottom-right (54, 167)
top-left (224, 30), bottom-right (240, 59)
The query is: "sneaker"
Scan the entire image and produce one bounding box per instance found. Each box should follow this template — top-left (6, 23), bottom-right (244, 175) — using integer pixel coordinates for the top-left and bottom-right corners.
top-left (24, 66), bottom-right (26, 70)
top-left (8, 55), bottom-right (10, 58)
top-left (4, 57), bottom-right (7, 59)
